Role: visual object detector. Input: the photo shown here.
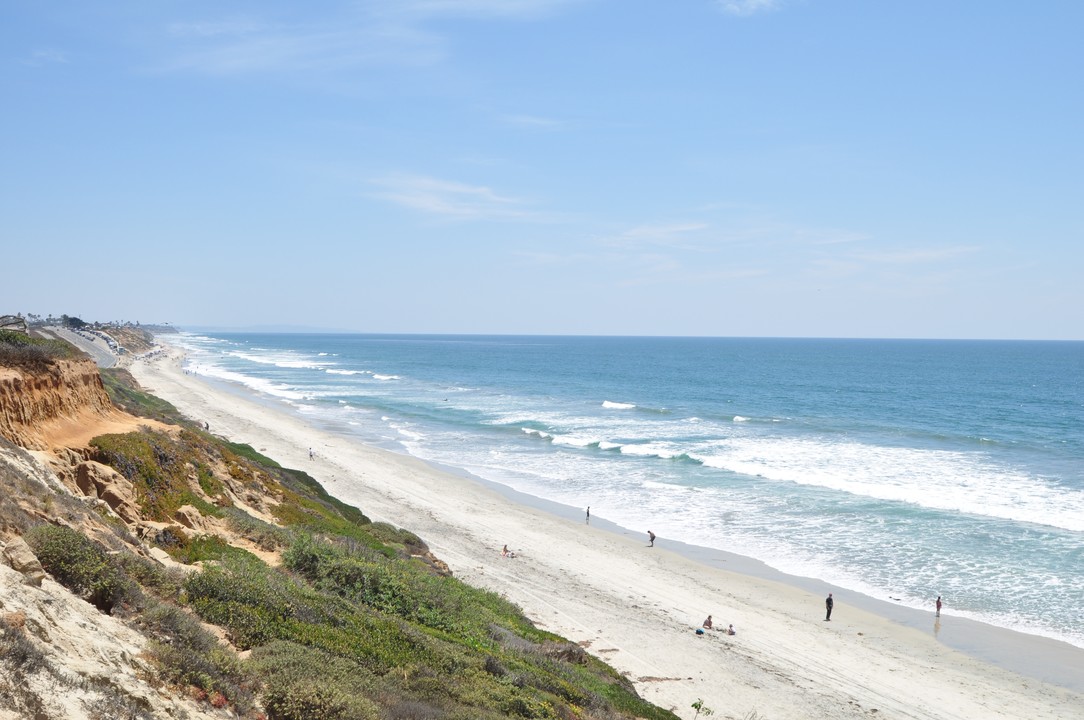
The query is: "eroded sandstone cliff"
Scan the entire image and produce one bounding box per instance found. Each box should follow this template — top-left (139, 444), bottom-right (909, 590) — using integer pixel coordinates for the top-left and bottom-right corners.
top-left (0, 358), bottom-right (119, 450)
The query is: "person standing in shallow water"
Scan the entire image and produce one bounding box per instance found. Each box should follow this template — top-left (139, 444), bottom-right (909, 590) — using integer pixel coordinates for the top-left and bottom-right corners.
top-left (825, 592), bottom-right (834, 621)
top-left (936, 595), bottom-right (942, 617)
top-left (647, 530), bottom-right (655, 547)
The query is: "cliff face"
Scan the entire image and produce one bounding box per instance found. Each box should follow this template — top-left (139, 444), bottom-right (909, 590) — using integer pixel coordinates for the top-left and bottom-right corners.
top-left (0, 358), bottom-right (115, 450)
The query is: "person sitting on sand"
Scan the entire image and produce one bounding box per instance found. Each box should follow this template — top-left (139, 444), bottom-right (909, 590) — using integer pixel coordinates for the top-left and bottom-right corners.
top-left (703, 615), bottom-right (714, 630)
top-left (501, 544), bottom-right (516, 558)
top-left (726, 624), bottom-right (736, 636)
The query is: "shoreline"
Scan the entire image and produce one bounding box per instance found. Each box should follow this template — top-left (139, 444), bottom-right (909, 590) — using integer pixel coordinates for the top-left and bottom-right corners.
top-left (128, 346), bottom-right (1084, 719)
top-left (453, 462), bottom-right (1084, 692)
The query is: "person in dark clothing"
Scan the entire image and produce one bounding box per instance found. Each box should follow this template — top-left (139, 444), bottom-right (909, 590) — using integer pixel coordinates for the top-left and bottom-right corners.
top-left (647, 530), bottom-right (656, 547)
top-left (825, 592), bottom-right (834, 621)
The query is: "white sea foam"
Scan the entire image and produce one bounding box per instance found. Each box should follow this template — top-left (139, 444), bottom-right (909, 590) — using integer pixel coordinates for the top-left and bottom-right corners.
top-left (228, 350), bottom-right (330, 370)
top-left (693, 436), bottom-right (1084, 533)
top-left (602, 400), bottom-right (636, 410)
top-left (188, 363), bottom-right (307, 401)
top-left (733, 416), bottom-right (749, 422)
top-left (373, 374), bottom-right (401, 381)
top-left (326, 369), bottom-right (365, 376)
top-left (550, 434), bottom-right (600, 448)
top-left (619, 442), bottom-right (682, 459)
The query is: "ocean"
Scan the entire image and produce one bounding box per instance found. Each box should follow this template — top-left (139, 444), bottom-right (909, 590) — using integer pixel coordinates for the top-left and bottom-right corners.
top-left (170, 333), bottom-right (1084, 650)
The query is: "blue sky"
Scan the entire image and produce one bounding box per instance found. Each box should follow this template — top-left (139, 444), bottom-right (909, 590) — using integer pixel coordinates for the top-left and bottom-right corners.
top-left (3, 1), bottom-right (1082, 339)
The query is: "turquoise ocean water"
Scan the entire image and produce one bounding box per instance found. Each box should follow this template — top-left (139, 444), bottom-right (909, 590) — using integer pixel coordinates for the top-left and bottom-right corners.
top-left (172, 333), bottom-right (1084, 649)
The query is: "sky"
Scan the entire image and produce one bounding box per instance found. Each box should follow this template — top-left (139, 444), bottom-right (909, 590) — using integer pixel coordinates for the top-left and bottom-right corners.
top-left (2, 1), bottom-right (1082, 339)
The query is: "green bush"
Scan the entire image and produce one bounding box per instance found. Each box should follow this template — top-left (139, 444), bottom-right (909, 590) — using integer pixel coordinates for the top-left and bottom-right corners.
top-left (91, 431), bottom-right (203, 521)
top-left (183, 556), bottom-right (439, 669)
top-left (224, 507), bottom-right (292, 551)
top-left (283, 534), bottom-right (546, 644)
top-left (159, 530), bottom-right (257, 565)
top-left (0, 329), bottom-right (79, 370)
top-left (113, 551), bottom-right (185, 599)
top-left (250, 641), bottom-right (380, 720)
top-left (137, 601), bottom-right (254, 712)
top-left (25, 524), bottom-right (139, 613)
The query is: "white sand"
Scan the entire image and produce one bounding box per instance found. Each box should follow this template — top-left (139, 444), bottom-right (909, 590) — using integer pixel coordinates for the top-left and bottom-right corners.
top-left (129, 347), bottom-right (1084, 720)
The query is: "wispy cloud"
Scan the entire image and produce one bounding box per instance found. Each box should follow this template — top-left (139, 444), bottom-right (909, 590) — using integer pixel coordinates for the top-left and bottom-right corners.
top-left (21, 48), bottom-right (67, 66)
top-left (385, 0), bottom-right (584, 21)
top-left (604, 222), bottom-right (710, 250)
top-left (159, 0), bottom-right (582, 76)
top-left (164, 21), bottom-right (441, 75)
top-left (717, 0), bottom-right (781, 17)
top-left (853, 245), bottom-right (980, 265)
top-left (168, 18), bottom-right (266, 38)
top-left (369, 173), bottom-right (530, 219)
top-left (501, 114), bottom-right (564, 130)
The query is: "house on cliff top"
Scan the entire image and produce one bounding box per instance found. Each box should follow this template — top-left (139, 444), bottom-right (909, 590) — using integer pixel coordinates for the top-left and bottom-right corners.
top-left (0, 316), bottom-right (28, 335)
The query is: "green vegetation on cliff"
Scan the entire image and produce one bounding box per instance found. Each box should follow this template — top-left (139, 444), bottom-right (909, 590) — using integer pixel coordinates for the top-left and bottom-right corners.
top-left (0, 329), bottom-right (79, 370)
top-left (15, 374), bottom-right (678, 720)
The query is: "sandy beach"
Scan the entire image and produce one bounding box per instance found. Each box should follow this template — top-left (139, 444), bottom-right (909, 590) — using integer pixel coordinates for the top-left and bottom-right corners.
top-left (129, 346), bottom-right (1084, 720)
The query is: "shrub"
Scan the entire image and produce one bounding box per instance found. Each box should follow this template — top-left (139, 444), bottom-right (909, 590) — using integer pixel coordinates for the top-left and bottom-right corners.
top-left (25, 524), bottom-right (139, 613)
top-left (90, 431), bottom-right (200, 521)
top-left (139, 602), bottom-right (254, 712)
top-left (112, 552), bottom-right (185, 600)
top-left (283, 534), bottom-right (546, 644)
top-left (157, 529), bottom-right (257, 565)
top-left (0, 616), bottom-right (46, 674)
top-left (224, 508), bottom-right (292, 551)
top-left (83, 682), bottom-right (154, 720)
top-left (0, 329), bottom-right (78, 370)
top-left (263, 681), bottom-right (352, 720)
top-left (250, 641), bottom-right (380, 720)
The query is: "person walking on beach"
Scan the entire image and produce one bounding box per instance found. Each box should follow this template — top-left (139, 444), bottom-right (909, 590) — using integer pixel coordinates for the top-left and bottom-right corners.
top-left (936, 595), bottom-right (942, 617)
top-left (309, 447), bottom-right (315, 460)
top-left (825, 592), bottom-right (834, 621)
top-left (647, 530), bottom-right (656, 547)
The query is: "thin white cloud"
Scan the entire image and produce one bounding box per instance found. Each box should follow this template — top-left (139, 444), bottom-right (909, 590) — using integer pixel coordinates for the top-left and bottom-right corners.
top-left (164, 23), bottom-right (441, 75)
top-left (168, 19), bottom-right (265, 38)
top-left (21, 48), bottom-right (67, 66)
top-left (369, 174), bottom-right (529, 219)
top-left (160, 0), bottom-right (582, 76)
top-left (385, 0), bottom-right (584, 21)
top-left (502, 114), bottom-right (564, 130)
top-left (717, 0), bottom-right (781, 17)
top-left (854, 246), bottom-right (980, 264)
top-left (604, 222), bottom-right (710, 250)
